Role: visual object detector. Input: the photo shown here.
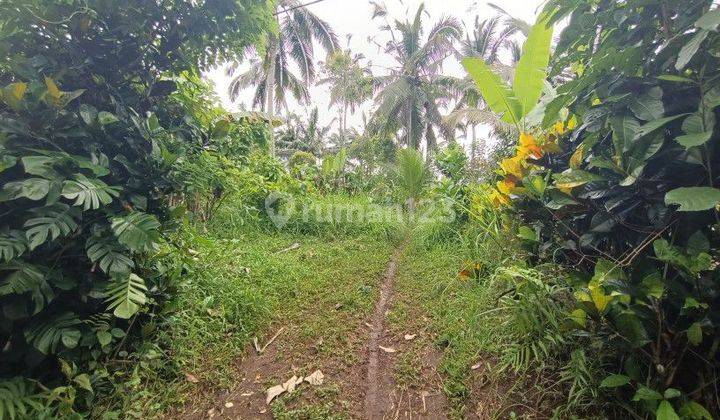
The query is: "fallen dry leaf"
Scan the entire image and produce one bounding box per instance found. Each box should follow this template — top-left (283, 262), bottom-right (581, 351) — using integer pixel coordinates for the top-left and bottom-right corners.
top-left (364, 322), bottom-right (373, 328)
top-left (240, 392), bottom-right (254, 397)
top-left (404, 334), bottom-right (416, 341)
top-left (379, 345), bottom-right (396, 353)
top-left (304, 370), bottom-right (324, 386)
top-left (184, 373), bottom-right (199, 383)
top-left (266, 384), bottom-right (285, 404)
top-left (471, 362), bottom-right (482, 370)
top-left (224, 402), bottom-right (234, 408)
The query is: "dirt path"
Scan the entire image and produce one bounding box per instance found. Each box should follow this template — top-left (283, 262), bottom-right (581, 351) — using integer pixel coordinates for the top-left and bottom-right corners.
top-left (177, 244), bottom-right (450, 419)
top-left (362, 248), bottom-right (398, 418)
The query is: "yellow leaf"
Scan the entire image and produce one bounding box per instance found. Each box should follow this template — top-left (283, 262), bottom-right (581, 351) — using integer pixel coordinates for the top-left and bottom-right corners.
top-left (558, 186), bottom-right (574, 195)
top-left (569, 309), bottom-right (586, 327)
top-left (496, 178), bottom-right (516, 195)
top-left (500, 156), bottom-right (526, 178)
top-left (591, 98), bottom-right (602, 106)
top-left (45, 77), bottom-right (61, 100)
top-left (569, 144), bottom-right (585, 169)
top-left (554, 121), bottom-right (566, 135)
top-left (9, 82), bottom-right (27, 101)
top-left (589, 281), bottom-right (614, 312)
top-left (567, 116), bottom-right (578, 130)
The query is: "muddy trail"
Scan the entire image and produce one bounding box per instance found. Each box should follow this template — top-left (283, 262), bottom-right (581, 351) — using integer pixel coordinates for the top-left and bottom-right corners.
top-left (178, 246), bottom-right (450, 419)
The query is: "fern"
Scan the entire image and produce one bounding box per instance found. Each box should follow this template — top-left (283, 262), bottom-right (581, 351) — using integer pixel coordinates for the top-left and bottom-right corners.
top-left (105, 273), bottom-right (148, 319)
top-left (0, 230), bottom-right (27, 262)
top-left (86, 235), bottom-right (134, 275)
top-left (61, 174), bottom-right (120, 210)
top-left (0, 378), bottom-right (45, 420)
top-left (0, 261), bottom-right (53, 314)
top-left (110, 212), bottom-right (161, 252)
top-left (23, 204), bottom-right (79, 250)
top-left (24, 311), bottom-right (82, 354)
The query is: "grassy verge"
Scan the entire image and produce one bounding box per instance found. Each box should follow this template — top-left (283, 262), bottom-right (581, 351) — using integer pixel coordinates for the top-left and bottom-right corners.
top-left (100, 194), bottom-right (397, 417)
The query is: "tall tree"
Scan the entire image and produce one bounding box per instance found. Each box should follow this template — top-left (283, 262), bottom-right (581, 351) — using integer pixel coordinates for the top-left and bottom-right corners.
top-left (227, 0), bottom-right (339, 154)
top-left (446, 15), bottom-right (522, 171)
top-left (318, 49), bottom-right (373, 136)
top-left (368, 4), bottom-right (462, 152)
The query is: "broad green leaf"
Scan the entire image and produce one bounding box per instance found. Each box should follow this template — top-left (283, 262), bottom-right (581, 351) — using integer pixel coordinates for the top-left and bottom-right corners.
top-left (0, 231), bottom-right (27, 262)
top-left (24, 204), bottom-right (79, 250)
top-left (98, 111), bottom-right (119, 125)
top-left (616, 310), bottom-right (650, 348)
top-left (657, 75), bottom-right (695, 83)
top-left (664, 388), bottom-right (681, 399)
top-left (665, 187), bottom-right (720, 211)
top-left (679, 401), bottom-right (713, 420)
top-left (73, 374), bottom-right (93, 392)
top-left (676, 132), bottom-right (712, 149)
top-left (634, 114), bottom-right (688, 139)
top-left (687, 322), bottom-right (703, 345)
top-left (105, 273), bottom-right (148, 319)
top-left (96, 330), bottom-right (112, 346)
top-left (24, 311), bottom-right (81, 354)
top-left (656, 400), bottom-right (680, 420)
top-left (633, 386), bottom-right (663, 401)
top-left (513, 14), bottom-right (554, 118)
top-left (569, 308), bottom-right (586, 327)
top-left (687, 231), bottom-right (710, 256)
top-left (553, 169), bottom-right (605, 189)
top-left (517, 226), bottom-right (538, 242)
top-left (629, 87), bottom-right (664, 121)
top-left (79, 104), bottom-right (98, 125)
top-left (61, 174), bottom-right (120, 210)
top-left (695, 8), bottom-right (720, 31)
top-left (0, 154), bottom-right (16, 172)
top-left (86, 235), bottom-right (134, 275)
top-left (610, 115), bottom-right (640, 153)
top-left (676, 30), bottom-right (708, 70)
top-left (641, 271), bottom-right (664, 299)
top-left (110, 212), bottom-right (161, 252)
top-left (462, 58), bottom-right (522, 125)
top-left (0, 261), bottom-right (54, 314)
top-left (599, 374), bottom-right (630, 388)
top-left (1, 178), bottom-right (51, 201)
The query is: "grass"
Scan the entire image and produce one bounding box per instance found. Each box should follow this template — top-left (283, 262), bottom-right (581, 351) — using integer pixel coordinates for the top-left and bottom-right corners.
top-left (389, 228), bottom-right (522, 419)
top-left (100, 194), bottom-right (398, 417)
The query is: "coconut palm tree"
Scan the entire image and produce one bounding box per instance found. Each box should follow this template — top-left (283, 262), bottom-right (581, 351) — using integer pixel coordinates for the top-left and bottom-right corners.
top-left (318, 49), bottom-right (373, 135)
top-left (368, 4), bottom-right (462, 153)
top-left (276, 108), bottom-right (332, 157)
top-left (227, 0), bottom-right (339, 154)
top-left (445, 15), bottom-right (522, 171)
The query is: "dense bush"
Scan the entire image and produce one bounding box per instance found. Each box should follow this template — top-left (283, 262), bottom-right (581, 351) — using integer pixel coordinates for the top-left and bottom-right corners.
top-left (0, 0), bottom-right (273, 415)
top-left (481, 0), bottom-right (720, 417)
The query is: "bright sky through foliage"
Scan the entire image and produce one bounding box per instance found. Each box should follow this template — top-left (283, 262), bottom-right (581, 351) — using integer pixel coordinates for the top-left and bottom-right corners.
top-left (207, 0), bottom-right (546, 142)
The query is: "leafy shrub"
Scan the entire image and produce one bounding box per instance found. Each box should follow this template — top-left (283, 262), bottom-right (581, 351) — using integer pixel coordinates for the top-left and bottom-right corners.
top-left (435, 142), bottom-right (468, 182)
top-left (0, 0), bottom-right (273, 415)
top-left (473, 0), bottom-right (720, 417)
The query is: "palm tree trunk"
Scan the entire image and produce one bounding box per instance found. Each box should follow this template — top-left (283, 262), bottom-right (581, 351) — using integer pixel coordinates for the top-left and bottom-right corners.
top-left (470, 124), bottom-right (477, 169)
top-left (266, 42), bottom-right (277, 156)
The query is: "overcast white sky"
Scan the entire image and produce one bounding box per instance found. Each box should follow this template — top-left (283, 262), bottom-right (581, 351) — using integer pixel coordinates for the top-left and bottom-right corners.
top-left (206, 0), bottom-right (547, 145)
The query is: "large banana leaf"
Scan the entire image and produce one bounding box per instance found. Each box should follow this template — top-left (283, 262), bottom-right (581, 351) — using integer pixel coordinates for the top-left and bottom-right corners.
top-left (513, 14), bottom-right (554, 118)
top-left (461, 58), bottom-right (522, 125)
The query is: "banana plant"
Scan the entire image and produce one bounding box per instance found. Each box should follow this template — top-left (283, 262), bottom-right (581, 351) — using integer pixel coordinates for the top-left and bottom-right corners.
top-left (461, 14), bottom-right (554, 131)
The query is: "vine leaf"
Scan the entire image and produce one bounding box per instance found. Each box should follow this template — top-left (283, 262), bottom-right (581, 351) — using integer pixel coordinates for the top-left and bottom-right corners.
top-left (86, 235), bottom-right (134, 275)
top-left (110, 212), bottom-right (161, 252)
top-left (105, 273), bottom-right (148, 319)
top-left (23, 204), bottom-right (79, 250)
top-left (61, 174), bottom-right (120, 210)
